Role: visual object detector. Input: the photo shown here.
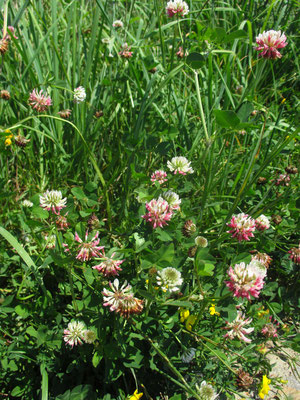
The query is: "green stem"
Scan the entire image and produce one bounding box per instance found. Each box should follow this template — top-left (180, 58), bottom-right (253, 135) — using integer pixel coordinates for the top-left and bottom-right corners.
top-left (194, 71), bottom-right (209, 142)
top-left (68, 264), bottom-right (79, 314)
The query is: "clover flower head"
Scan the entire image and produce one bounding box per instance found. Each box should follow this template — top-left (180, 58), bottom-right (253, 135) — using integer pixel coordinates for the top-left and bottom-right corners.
top-left (44, 234), bottom-right (56, 249)
top-left (166, 1), bottom-right (189, 18)
top-left (275, 173), bottom-right (290, 186)
top-left (55, 214), bottom-right (69, 231)
top-left (74, 86), bottom-right (86, 103)
top-left (142, 197), bottom-right (173, 229)
top-left (63, 321), bottom-right (86, 348)
top-left (256, 30), bottom-right (287, 59)
top-left (288, 245), bottom-right (300, 264)
top-left (102, 278), bottom-right (133, 312)
top-left (181, 347), bottom-right (196, 363)
top-left (21, 199), bottom-right (33, 208)
top-left (176, 46), bottom-right (188, 58)
top-left (261, 323), bottom-right (278, 338)
top-left (113, 20), bottom-right (123, 28)
top-left (58, 109), bottom-right (72, 119)
top-left (156, 267), bottom-right (183, 292)
top-left (117, 293), bottom-right (144, 318)
top-left (182, 219), bottom-right (197, 237)
top-left (40, 190), bottom-right (67, 215)
top-left (29, 89), bottom-right (52, 112)
top-left (151, 170), bottom-right (168, 185)
top-left (167, 156), bottom-right (194, 175)
top-left (225, 261), bottom-right (266, 300)
top-left (102, 279), bottom-right (143, 318)
top-left (195, 236), bottom-right (208, 248)
top-left (255, 214), bottom-right (271, 231)
top-left (73, 231), bottom-right (104, 262)
top-left (93, 251), bottom-right (125, 277)
top-left (251, 252), bottom-right (272, 268)
top-left (163, 190), bottom-right (181, 210)
top-left (224, 311), bottom-right (254, 343)
top-left (119, 43), bottom-right (133, 58)
top-left (227, 213), bottom-right (256, 242)
top-left (196, 381), bottom-right (218, 400)
top-left (3, 26), bottom-right (18, 40)
top-left (83, 329), bottom-right (97, 344)
top-left (0, 89), bottom-right (10, 100)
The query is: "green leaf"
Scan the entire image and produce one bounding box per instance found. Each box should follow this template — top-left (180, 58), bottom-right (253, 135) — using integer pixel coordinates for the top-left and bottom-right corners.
top-left (213, 110), bottom-right (240, 128)
top-left (15, 305), bottom-right (29, 318)
top-left (204, 27), bottom-right (226, 42)
top-left (83, 268), bottom-right (94, 285)
top-left (156, 228), bottom-right (172, 242)
top-left (32, 206), bottom-right (49, 219)
top-left (186, 52), bottom-right (207, 69)
top-left (55, 385), bottom-right (96, 400)
top-left (197, 262), bottom-right (215, 277)
top-left (223, 30), bottom-right (247, 43)
top-left (26, 326), bottom-right (38, 338)
top-left (157, 243), bottom-right (174, 264)
top-left (92, 351), bottom-right (103, 368)
top-left (71, 187), bottom-right (86, 201)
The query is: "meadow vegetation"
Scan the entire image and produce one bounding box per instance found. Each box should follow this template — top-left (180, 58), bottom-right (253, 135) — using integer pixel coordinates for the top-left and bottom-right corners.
top-left (0, 0), bottom-right (299, 399)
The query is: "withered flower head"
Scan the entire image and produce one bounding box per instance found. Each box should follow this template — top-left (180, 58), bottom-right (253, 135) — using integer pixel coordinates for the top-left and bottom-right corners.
top-left (0, 38), bottom-right (9, 55)
top-left (237, 369), bottom-right (253, 390)
top-left (0, 90), bottom-right (10, 100)
top-left (15, 134), bottom-right (30, 148)
top-left (58, 109), bottom-right (72, 119)
top-left (94, 110), bottom-right (104, 118)
top-left (182, 220), bottom-right (197, 237)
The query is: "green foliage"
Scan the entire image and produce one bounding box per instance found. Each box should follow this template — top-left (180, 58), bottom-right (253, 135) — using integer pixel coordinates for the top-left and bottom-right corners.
top-left (0, 0), bottom-right (299, 399)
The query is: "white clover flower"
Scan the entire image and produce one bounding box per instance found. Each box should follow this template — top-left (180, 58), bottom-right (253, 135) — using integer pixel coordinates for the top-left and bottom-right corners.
top-left (40, 190), bottom-right (67, 215)
top-left (255, 214), bottom-right (271, 231)
top-left (167, 156), bottom-right (194, 175)
top-left (44, 234), bottom-right (56, 249)
top-left (74, 86), bottom-right (86, 103)
top-left (21, 199), bottom-right (33, 208)
top-left (163, 190), bottom-right (181, 210)
top-left (195, 236), bottom-right (208, 248)
top-left (166, 1), bottom-right (189, 18)
top-left (112, 20), bottom-right (123, 28)
top-left (196, 381), bottom-right (218, 400)
top-left (63, 321), bottom-right (86, 348)
top-left (83, 329), bottom-right (97, 344)
top-left (157, 267), bottom-right (183, 292)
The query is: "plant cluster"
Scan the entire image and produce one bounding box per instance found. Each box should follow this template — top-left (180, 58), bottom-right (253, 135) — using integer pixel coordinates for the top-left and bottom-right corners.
top-left (0, 1), bottom-right (299, 400)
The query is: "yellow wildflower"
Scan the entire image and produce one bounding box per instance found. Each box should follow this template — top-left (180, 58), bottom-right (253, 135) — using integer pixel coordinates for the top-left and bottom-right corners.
top-left (185, 315), bottom-right (197, 331)
top-left (258, 375), bottom-right (271, 399)
top-left (129, 389), bottom-right (143, 400)
top-left (257, 307), bottom-right (269, 318)
top-left (5, 137), bottom-right (12, 146)
top-left (5, 129), bottom-right (11, 134)
top-left (179, 307), bottom-right (190, 322)
top-left (209, 303), bottom-right (220, 316)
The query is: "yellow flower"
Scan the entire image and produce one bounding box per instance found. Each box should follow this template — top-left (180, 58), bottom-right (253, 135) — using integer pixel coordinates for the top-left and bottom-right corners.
top-left (5, 137), bottom-right (12, 146)
top-left (185, 315), bottom-right (197, 331)
top-left (257, 307), bottom-right (269, 318)
top-left (258, 375), bottom-right (271, 399)
top-left (129, 389), bottom-right (143, 400)
top-left (5, 129), bottom-right (11, 134)
top-left (179, 307), bottom-right (190, 322)
top-left (209, 304), bottom-right (220, 316)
